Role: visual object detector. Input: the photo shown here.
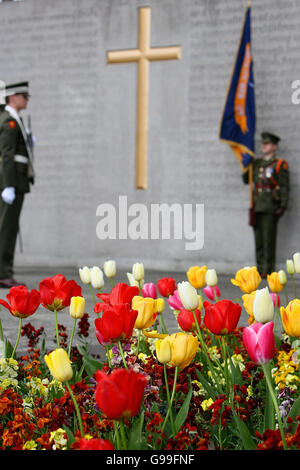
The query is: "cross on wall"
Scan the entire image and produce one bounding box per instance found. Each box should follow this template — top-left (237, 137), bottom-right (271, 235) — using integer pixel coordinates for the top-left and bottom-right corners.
top-left (107, 6), bottom-right (181, 189)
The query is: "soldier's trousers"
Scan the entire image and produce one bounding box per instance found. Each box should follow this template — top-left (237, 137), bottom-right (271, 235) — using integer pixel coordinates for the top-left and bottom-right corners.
top-left (253, 212), bottom-right (277, 275)
top-left (0, 192), bottom-right (24, 279)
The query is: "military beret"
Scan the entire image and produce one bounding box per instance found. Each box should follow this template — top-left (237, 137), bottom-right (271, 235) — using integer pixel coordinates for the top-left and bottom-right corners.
top-left (261, 132), bottom-right (280, 144)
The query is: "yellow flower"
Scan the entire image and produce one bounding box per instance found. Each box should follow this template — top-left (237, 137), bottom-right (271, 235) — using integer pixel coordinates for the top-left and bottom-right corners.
top-left (231, 266), bottom-right (261, 294)
top-left (44, 348), bottom-right (73, 383)
top-left (70, 296), bottom-right (85, 319)
top-left (242, 291), bottom-right (256, 324)
top-left (155, 337), bottom-right (172, 364)
top-left (267, 272), bottom-right (284, 293)
top-left (23, 440), bottom-right (37, 450)
top-left (167, 332), bottom-right (199, 370)
top-left (132, 296), bottom-right (158, 330)
top-left (280, 299), bottom-right (300, 338)
top-left (186, 266), bottom-right (207, 289)
top-left (201, 398), bottom-right (214, 411)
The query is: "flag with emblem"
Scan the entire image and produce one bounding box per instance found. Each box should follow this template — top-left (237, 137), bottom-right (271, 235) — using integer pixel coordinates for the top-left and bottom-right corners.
top-left (219, 3), bottom-right (255, 171)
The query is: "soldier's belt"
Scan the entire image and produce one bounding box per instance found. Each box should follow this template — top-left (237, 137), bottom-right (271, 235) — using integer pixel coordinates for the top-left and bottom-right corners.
top-left (14, 154), bottom-right (28, 164)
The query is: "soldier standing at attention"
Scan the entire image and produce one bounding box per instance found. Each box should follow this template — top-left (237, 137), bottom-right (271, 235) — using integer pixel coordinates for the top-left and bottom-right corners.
top-left (243, 132), bottom-right (289, 278)
top-left (0, 81), bottom-right (34, 288)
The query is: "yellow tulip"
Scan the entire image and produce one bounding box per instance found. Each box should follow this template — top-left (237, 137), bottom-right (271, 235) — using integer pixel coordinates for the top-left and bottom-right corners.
top-left (186, 265), bottom-right (207, 289)
top-left (168, 332), bottom-right (199, 370)
top-left (231, 266), bottom-right (261, 294)
top-left (70, 296), bottom-right (85, 319)
top-left (242, 291), bottom-right (256, 324)
top-left (280, 299), bottom-right (300, 338)
top-left (155, 337), bottom-right (172, 364)
top-left (267, 272), bottom-right (284, 293)
top-left (132, 296), bottom-right (158, 330)
top-left (156, 298), bottom-right (165, 314)
top-left (44, 348), bottom-right (73, 382)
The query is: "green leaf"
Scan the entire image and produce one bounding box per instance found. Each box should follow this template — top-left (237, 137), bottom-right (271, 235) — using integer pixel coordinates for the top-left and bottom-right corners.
top-left (232, 410), bottom-right (256, 450)
top-left (128, 411), bottom-right (144, 450)
top-left (264, 384), bottom-right (275, 431)
top-left (174, 387), bottom-right (193, 434)
top-left (226, 346), bottom-right (242, 385)
top-left (195, 369), bottom-right (217, 400)
top-left (286, 396), bottom-right (300, 433)
top-left (63, 425), bottom-right (75, 449)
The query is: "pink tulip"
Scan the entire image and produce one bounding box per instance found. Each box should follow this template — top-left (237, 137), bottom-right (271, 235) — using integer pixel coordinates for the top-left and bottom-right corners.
top-left (243, 321), bottom-right (276, 365)
top-left (270, 292), bottom-right (280, 308)
top-left (168, 290), bottom-right (183, 311)
top-left (142, 282), bottom-right (157, 299)
top-left (203, 285), bottom-right (220, 301)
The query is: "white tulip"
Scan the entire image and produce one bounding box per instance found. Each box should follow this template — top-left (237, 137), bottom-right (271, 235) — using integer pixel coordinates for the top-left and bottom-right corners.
top-left (177, 281), bottom-right (199, 311)
top-left (132, 263), bottom-right (144, 281)
top-left (79, 266), bottom-right (91, 284)
top-left (293, 252), bottom-right (300, 274)
top-left (205, 269), bottom-right (218, 287)
top-left (90, 266), bottom-right (104, 289)
top-left (253, 287), bottom-right (274, 323)
top-left (278, 270), bottom-right (287, 286)
top-left (286, 259), bottom-right (295, 275)
top-left (103, 260), bottom-right (116, 278)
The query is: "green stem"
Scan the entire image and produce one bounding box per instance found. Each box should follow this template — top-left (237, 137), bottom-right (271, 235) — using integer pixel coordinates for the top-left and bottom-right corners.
top-left (136, 330), bottom-right (141, 356)
top-left (163, 364), bottom-right (176, 436)
top-left (118, 341), bottom-right (128, 370)
top-left (66, 382), bottom-right (84, 437)
top-left (161, 366), bottom-right (179, 432)
top-left (160, 313), bottom-right (168, 335)
top-left (0, 318), bottom-right (4, 342)
top-left (192, 310), bottom-right (223, 393)
top-left (54, 308), bottom-right (60, 348)
top-left (114, 421), bottom-right (121, 450)
top-left (284, 285), bottom-right (289, 305)
top-left (11, 317), bottom-right (22, 359)
top-left (221, 336), bottom-right (230, 397)
top-left (119, 420), bottom-right (127, 450)
top-left (106, 346), bottom-right (112, 368)
top-left (291, 274), bottom-right (297, 299)
top-left (88, 283), bottom-right (97, 306)
top-left (68, 318), bottom-right (77, 358)
top-left (261, 363), bottom-right (288, 450)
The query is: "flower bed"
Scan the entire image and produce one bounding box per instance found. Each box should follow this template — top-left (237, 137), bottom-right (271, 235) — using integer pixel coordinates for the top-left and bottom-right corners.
top-left (0, 261), bottom-right (299, 451)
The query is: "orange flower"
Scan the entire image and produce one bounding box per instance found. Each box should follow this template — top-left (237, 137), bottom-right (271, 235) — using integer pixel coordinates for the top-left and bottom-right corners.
top-left (267, 272), bottom-right (284, 293)
top-left (242, 291), bottom-right (256, 324)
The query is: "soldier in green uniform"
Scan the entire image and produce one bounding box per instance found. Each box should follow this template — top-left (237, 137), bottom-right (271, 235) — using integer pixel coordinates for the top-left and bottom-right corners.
top-left (0, 81), bottom-right (34, 288)
top-left (243, 132), bottom-right (289, 278)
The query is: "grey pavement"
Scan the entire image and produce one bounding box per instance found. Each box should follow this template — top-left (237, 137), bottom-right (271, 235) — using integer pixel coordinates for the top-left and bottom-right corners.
top-left (1, 266), bottom-right (299, 359)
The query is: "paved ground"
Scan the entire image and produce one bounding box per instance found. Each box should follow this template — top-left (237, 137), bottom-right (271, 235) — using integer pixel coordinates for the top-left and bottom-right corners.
top-left (0, 266), bottom-right (299, 359)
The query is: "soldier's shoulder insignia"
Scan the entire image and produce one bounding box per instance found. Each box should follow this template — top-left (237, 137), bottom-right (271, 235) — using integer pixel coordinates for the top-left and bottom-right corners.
top-left (8, 120), bottom-right (16, 129)
top-left (275, 158), bottom-right (288, 173)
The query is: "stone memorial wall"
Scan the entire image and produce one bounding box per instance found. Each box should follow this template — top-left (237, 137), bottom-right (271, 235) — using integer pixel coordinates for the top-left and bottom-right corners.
top-left (0, 0), bottom-right (299, 273)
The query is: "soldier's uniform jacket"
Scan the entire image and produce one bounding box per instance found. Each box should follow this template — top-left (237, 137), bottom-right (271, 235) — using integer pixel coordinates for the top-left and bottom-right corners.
top-left (243, 155), bottom-right (289, 214)
top-left (0, 106), bottom-right (34, 194)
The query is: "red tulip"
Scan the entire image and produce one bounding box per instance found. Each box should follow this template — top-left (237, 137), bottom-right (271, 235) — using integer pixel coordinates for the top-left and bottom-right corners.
top-left (0, 285), bottom-right (40, 319)
top-left (94, 303), bottom-right (138, 346)
top-left (157, 277), bottom-right (177, 297)
top-left (95, 368), bottom-right (147, 420)
top-left (39, 274), bottom-right (82, 311)
top-left (79, 438), bottom-right (114, 450)
top-left (95, 282), bottom-right (139, 314)
top-left (177, 308), bottom-right (201, 332)
top-left (243, 321), bottom-right (276, 365)
top-left (203, 299), bottom-right (242, 335)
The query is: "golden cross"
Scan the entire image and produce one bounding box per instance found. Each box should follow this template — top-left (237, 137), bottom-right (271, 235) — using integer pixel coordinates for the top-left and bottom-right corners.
top-left (107, 6), bottom-right (181, 189)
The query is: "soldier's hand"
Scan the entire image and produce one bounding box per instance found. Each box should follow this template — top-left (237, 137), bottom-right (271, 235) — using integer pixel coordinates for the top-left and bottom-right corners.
top-left (1, 187), bottom-right (16, 205)
top-left (275, 207), bottom-right (285, 218)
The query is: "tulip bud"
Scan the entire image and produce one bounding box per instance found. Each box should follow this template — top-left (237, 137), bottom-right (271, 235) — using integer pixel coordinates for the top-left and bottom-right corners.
top-left (155, 337), bottom-right (171, 364)
top-left (253, 287), bottom-right (274, 323)
top-left (70, 296), bottom-right (85, 319)
top-left (156, 297), bottom-right (165, 313)
top-left (132, 263), bottom-right (144, 281)
top-left (293, 252), bottom-right (300, 274)
top-left (90, 266), bottom-right (104, 289)
top-left (205, 269), bottom-right (218, 287)
top-left (44, 348), bottom-right (73, 382)
top-left (127, 272), bottom-right (140, 288)
top-left (103, 260), bottom-right (116, 278)
top-left (142, 282), bottom-right (157, 299)
top-left (286, 259), bottom-right (295, 275)
top-left (79, 266), bottom-right (91, 284)
top-left (177, 281), bottom-right (199, 311)
top-left (278, 270), bottom-right (287, 286)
